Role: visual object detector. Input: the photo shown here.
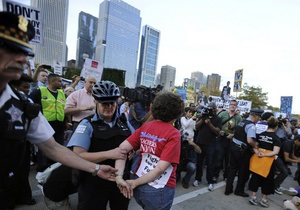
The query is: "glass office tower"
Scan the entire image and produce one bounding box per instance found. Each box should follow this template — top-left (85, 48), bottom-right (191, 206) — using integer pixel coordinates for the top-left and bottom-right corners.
top-left (76, 12), bottom-right (98, 69)
top-left (136, 25), bottom-right (160, 87)
top-left (31, 0), bottom-right (69, 66)
top-left (95, 0), bottom-right (141, 87)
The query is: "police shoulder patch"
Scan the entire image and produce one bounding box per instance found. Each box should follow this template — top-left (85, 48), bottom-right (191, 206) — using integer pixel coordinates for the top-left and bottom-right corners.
top-left (75, 125), bottom-right (87, 134)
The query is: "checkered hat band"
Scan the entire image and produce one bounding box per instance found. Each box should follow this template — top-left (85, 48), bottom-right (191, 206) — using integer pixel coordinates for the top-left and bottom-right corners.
top-left (0, 25), bottom-right (32, 48)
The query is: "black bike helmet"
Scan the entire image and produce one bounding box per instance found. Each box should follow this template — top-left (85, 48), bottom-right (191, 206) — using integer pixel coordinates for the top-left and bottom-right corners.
top-left (92, 80), bottom-right (120, 103)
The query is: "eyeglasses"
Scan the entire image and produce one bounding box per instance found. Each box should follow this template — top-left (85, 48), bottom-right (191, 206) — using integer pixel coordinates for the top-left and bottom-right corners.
top-left (100, 102), bottom-right (116, 106)
top-left (230, 104), bottom-right (237, 106)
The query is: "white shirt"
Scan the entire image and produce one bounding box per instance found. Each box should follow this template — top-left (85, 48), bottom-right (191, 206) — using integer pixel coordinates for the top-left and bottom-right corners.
top-left (1, 84), bottom-right (54, 144)
top-left (180, 116), bottom-right (196, 139)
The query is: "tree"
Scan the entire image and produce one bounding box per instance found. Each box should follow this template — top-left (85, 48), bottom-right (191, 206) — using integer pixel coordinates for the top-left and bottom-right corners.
top-left (187, 85), bottom-right (194, 91)
top-left (237, 83), bottom-right (268, 109)
top-left (209, 88), bottom-right (221, 97)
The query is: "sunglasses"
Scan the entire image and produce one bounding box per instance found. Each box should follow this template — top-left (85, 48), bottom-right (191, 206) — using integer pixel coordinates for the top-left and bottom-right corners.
top-left (100, 102), bottom-right (116, 106)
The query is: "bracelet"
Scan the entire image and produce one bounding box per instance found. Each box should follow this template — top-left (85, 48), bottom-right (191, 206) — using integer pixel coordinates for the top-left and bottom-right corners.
top-left (116, 174), bottom-right (123, 177)
top-left (92, 164), bottom-right (100, 176)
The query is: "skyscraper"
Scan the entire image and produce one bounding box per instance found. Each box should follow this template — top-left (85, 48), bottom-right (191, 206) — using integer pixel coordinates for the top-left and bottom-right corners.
top-left (136, 25), bottom-right (160, 87)
top-left (95, 0), bottom-right (141, 87)
top-left (76, 12), bottom-right (98, 69)
top-left (160, 65), bottom-right (176, 91)
top-left (31, 0), bottom-right (69, 66)
top-left (207, 73), bottom-right (221, 91)
top-left (191, 71), bottom-right (207, 90)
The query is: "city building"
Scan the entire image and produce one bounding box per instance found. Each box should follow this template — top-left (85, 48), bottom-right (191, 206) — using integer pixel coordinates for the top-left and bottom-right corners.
top-left (136, 25), bottom-right (160, 87)
top-left (160, 65), bottom-right (176, 91)
top-left (206, 73), bottom-right (221, 91)
top-left (95, 0), bottom-right (141, 87)
top-left (76, 12), bottom-right (98, 69)
top-left (31, 0), bottom-right (69, 67)
top-left (191, 71), bottom-right (207, 90)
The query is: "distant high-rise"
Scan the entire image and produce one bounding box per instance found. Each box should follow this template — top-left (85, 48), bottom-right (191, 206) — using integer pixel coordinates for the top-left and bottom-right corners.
top-left (136, 25), bottom-right (160, 87)
top-left (76, 12), bottom-right (98, 69)
top-left (207, 73), bottom-right (221, 90)
top-left (95, 0), bottom-right (141, 87)
top-left (160, 65), bottom-right (176, 91)
top-left (31, 0), bottom-right (69, 67)
top-left (191, 71), bottom-right (206, 90)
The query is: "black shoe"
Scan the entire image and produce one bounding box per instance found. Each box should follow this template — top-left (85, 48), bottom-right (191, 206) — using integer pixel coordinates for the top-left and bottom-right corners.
top-left (234, 191), bottom-right (249, 197)
top-left (287, 167), bottom-right (292, 175)
top-left (182, 180), bottom-right (189, 189)
top-left (224, 190), bottom-right (233, 195)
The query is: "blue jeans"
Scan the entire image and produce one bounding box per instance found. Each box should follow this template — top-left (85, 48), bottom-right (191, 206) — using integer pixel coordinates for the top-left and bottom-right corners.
top-left (134, 183), bottom-right (175, 210)
top-left (183, 161), bottom-right (196, 184)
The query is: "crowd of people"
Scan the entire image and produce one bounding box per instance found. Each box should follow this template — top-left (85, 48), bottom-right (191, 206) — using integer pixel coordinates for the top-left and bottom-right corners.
top-left (2, 11), bottom-right (300, 210)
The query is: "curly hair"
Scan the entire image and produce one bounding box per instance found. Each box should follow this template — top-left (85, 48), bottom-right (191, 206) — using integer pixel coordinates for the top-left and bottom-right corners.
top-left (151, 92), bottom-right (184, 122)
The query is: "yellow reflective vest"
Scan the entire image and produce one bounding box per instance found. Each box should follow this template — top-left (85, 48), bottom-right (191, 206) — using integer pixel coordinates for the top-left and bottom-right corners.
top-left (39, 87), bottom-right (66, 122)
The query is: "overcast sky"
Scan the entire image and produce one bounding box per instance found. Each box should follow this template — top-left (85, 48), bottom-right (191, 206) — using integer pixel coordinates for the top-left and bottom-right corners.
top-left (2, 0), bottom-right (300, 114)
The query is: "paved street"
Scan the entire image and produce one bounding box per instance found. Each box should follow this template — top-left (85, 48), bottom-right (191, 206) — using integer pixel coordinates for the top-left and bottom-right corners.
top-left (15, 164), bottom-right (298, 210)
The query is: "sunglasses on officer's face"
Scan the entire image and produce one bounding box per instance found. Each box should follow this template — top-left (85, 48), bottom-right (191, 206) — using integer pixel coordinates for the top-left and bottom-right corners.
top-left (100, 102), bottom-right (116, 106)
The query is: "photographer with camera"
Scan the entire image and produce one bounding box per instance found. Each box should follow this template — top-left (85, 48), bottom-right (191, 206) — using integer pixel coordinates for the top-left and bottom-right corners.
top-left (276, 116), bottom-right (292, 143)
top-left (192, 102), bottom-right (222, 191)
top-left (176, 107), bottom-right (201, 188)
top-left (213, 100), bottom-right (242, 182)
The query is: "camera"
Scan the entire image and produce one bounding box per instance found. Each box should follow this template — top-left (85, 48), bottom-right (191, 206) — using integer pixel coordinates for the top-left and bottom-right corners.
top-left (199, 106), bottom-right (214, 119)
top-left (181, 132), bottom-right (189, 142)
top-left (122, 85), bottom-right (163, 105)
top-left (277, 117), bottom-right (286, 128)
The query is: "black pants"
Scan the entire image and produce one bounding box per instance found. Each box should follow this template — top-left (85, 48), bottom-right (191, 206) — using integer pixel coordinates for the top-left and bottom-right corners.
top-left (78, 175), bottom-right (130, 210)
top-left (225, 142), bottom-right (252, 193)
top-left (214, 136), bottom-right (231, 179)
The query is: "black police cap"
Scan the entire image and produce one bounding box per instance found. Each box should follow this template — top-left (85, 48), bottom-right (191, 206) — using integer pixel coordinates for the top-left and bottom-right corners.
top-left (0, 12), bottom-right (35, 56)
top-left (250, 109), bottom-right (264, 116)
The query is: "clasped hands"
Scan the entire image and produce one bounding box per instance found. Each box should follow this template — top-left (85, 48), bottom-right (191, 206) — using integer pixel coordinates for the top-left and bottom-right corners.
top-left (116, 176), bottom-right (136, 199)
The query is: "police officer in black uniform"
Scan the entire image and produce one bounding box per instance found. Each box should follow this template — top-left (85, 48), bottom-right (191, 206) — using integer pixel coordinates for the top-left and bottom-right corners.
top-left (225, 109), bottom-right (263, 197)
top-left (67, 81), bottom-right (134, 210)
top-left (0, 12), bottom-right (117, 210)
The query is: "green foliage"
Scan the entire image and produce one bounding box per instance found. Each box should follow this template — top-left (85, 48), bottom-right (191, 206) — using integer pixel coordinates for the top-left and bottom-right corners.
top-left (101, 68), bottom-right (125, 87)
top-left (237, 83), bottom-right (268, 109)
top-left (210, 88), bottom-right (221, 97)
top-left (187, 85), bottom-right (194, 91)
top-left (64, 68), bottom-right (81, 79)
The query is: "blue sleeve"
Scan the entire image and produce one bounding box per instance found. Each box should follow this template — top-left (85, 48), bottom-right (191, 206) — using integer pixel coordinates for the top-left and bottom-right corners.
top-left (67, 119), bottom-right (93, 150)
top-left (245, 123), bottom-right (257, 139)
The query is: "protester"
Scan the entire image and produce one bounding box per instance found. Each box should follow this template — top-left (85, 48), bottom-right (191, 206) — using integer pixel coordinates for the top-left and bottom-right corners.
top-left (213, 99), bottom-right (242, 182)
top-left (0, 11), bottom-right (116, 210)
top-left (115, 92), bottom-right (184, 210)
top-left (67, 80), bottom-right (134, 210)
top-left (248, 116), bottom-right (281, 207)
top-left (64, 76), bottom-right (96, 131)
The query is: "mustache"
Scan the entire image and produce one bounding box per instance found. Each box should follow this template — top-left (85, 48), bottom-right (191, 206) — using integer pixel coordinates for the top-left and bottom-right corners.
top-left (6, 64), bottom-right (24, 70)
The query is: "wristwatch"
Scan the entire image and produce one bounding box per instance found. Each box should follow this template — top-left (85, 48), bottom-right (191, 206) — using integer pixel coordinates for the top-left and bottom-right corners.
top-left (92, 164), bottom-right (100, 176)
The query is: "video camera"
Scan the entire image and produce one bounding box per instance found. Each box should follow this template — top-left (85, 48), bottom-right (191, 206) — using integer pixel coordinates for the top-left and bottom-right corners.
top-left (122, 85), bottom-right (163, 105)
top-left (197, 106), bottom-right (214, 119)
top-left (277, 116), bottom-right (287, 128)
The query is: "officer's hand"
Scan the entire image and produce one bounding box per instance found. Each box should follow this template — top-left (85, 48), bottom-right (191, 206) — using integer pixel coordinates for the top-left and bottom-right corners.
top-left (97, 165), bottom-right (117, 181)
top-left (109, 148), bottom-right (127, 160)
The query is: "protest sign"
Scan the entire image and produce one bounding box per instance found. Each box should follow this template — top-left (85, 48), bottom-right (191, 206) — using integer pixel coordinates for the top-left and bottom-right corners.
top-left (3, 0), bottom-right (43, 45)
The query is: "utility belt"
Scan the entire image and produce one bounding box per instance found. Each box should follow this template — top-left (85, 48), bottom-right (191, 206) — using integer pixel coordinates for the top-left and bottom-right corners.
top-left (231, 138), bottom-right (248, 152)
